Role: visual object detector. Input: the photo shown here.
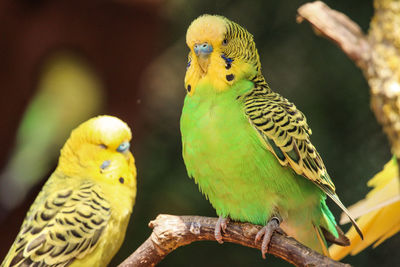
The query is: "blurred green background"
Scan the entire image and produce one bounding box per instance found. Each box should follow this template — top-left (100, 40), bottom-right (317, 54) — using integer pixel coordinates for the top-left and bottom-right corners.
top-left (0, 0), bottom-right (398, 266)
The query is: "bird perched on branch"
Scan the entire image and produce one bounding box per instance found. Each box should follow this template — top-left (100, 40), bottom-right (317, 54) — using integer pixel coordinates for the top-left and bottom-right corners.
top-left (180, 14), bottom-right (363, 258)
top-left (329, 157), bottom-right (400, 260)
top-left (2, 115), bottom-right (137, 267)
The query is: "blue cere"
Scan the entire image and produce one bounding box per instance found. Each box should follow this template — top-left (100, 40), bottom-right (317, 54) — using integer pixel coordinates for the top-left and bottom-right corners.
top-left (194, 43), bottom-right (213, 56)
top-left (117, 141), bottom-right (130, 153)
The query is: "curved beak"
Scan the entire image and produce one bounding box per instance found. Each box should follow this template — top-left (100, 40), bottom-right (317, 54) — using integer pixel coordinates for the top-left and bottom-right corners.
top-left (193, 42), bottom-right (213, 73)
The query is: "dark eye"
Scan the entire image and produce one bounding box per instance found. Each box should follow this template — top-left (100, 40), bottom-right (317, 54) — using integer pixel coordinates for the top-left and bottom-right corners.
top-left (222, 39), bottom-right (228, 46)
top-left (117, 141), bottom-right (130, 153)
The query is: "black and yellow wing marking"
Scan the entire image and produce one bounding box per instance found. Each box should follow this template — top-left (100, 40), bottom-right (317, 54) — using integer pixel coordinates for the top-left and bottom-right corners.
top-left (244, 89), bottom-right (363, 239)
top-left (244, 91), bottom-right (334, 190)
top-left (6, 180), bottom-right (110, 267)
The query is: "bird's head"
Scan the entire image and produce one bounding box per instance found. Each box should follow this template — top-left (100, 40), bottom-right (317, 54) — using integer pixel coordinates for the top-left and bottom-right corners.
top-left (58, 115), bottom-right (136, 190)
top-left (185, 14), bottom-right (261, 94)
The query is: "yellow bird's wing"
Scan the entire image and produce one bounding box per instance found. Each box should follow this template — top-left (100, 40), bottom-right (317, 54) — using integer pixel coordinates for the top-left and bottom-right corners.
top-left (4, 178), bottom-right (110, 267)
top-left (244, 90), bottom-right (362, 238)
top-left (329, 158), bottom-right (400, 260)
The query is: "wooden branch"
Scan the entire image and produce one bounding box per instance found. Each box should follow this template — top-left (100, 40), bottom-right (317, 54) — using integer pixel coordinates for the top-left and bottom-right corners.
top-left (297, 1), bottom-right (400, 159)
top-left (296, 1), bottom-right (371, 69)
top-left (118, 214), bottom-right (350, 267)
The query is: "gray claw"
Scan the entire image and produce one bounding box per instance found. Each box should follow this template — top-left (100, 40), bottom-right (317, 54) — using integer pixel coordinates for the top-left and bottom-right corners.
top-left (215, 216), bottom-right (230, 244)
top-left (255, 217), bottom-right (281, 259)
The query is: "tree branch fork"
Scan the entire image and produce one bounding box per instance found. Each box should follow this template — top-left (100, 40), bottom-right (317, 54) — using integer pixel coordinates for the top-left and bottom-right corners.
top-left (118, 214), bottom-right (350, 267)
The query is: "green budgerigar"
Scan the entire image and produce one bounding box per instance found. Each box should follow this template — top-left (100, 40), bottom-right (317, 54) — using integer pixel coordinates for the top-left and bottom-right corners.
top-left (180, 14), bottom-right (363, 257)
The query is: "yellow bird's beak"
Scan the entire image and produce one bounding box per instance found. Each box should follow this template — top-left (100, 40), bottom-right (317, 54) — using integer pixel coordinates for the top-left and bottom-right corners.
top-left (194, 42), bottom-right (213, 73)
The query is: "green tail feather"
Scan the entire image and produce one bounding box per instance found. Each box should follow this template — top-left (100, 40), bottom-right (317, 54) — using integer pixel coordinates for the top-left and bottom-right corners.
top-left (320, 199), bottom-right (350, 246)
top-left (320, 200), bottom-right (339, 238)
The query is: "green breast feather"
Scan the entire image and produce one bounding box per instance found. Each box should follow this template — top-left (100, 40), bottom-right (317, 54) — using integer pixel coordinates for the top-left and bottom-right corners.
top-left (182, 79), bottom-right (321, 221)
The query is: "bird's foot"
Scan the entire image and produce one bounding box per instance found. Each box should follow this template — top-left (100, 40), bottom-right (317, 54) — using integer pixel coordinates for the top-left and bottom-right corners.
top-left (255, 217), bottom-right (281, 259)
top-left (215, 216), bottom-right (230, 244)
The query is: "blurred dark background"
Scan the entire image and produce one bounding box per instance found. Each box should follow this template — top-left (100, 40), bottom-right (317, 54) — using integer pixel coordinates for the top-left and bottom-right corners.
top-left (0, 0), bottom-right (398, 266)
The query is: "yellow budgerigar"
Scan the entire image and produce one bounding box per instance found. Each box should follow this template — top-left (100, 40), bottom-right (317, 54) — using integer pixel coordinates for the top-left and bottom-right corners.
top-left (1, 115), bottom-right (137, 267)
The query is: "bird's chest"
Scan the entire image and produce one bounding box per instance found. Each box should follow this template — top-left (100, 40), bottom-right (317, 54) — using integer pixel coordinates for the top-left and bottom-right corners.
top-left (180, 83), bottom-right (315, 224)
top-left (181, 90), bottom-right (258, 174)
top-left (181, 90), bottom-right (281, 221)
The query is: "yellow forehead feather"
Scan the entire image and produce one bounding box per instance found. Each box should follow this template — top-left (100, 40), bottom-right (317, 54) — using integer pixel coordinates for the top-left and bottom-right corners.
top-left (186, 15), bottom-right (227, 48)
top-left (70, 115), bottom-right (132, 148)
